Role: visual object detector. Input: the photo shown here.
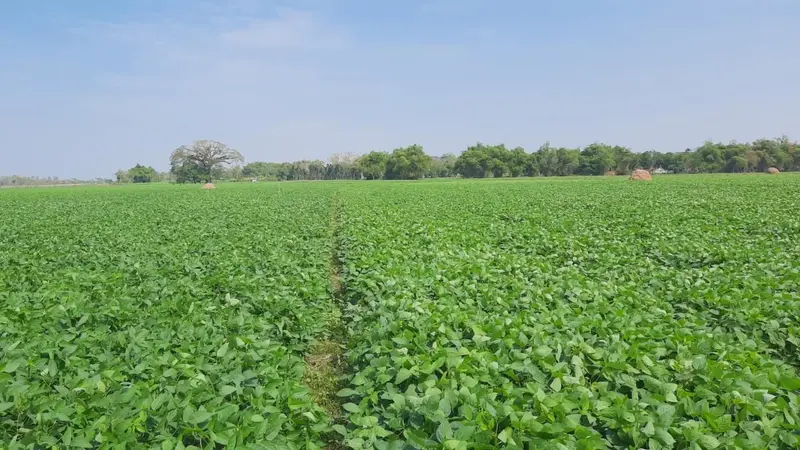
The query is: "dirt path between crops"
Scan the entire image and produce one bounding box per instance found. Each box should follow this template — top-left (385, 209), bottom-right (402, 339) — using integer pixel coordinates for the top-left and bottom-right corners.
top-left (302, 193), bottom-right (348, 448)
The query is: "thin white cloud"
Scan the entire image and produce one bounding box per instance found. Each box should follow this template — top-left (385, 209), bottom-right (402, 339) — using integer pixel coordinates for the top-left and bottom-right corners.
top-left (219, 8), bottom-right (350, 50)
top-left (70, 5), bottom-right (353, 94)
top-left (416, 0), bottom-right (487, 15)
top-left (81, 7), bottom-right (350, 56)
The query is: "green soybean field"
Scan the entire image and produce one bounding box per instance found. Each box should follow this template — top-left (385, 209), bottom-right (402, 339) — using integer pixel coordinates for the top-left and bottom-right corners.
top-left (2, 175), bottom-right (800, 449)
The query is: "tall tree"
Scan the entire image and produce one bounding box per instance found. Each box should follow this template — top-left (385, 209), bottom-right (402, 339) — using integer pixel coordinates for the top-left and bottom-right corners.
top-left (555, 147), bottom-right (580, 176)
top-left (486, 144), bottom-right (510, 178)
top-left (128, 164), bottom-right (158, 183)
top-left (507, 147), bottom-right (528, 177)
top-left (356, 151), bottom-right (391, 180)
top-left (327, 153), bottom-right (359, 180)
top-left (692, 141), bottom-right (725, 173)
top-left (578, 143), bottom-right (615, 175)
top-left (537, 142), bottom-right (559, 176)
top-left (454, 144), bottom-right (491, 178)
top-left (170, 140), bottom-right (244, 183)
top-left (428, 153), bottom-right (458, 178)
top-left (611, 146), bottom-right (636, 175)
top-left (385, 145), bottom-right (432, 180)
top-left (115, 169), bottom-right (131, 183)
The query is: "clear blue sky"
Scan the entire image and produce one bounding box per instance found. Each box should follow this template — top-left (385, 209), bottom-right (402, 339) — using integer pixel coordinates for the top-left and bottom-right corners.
top-left (1, 0), bottom-right (798, 179)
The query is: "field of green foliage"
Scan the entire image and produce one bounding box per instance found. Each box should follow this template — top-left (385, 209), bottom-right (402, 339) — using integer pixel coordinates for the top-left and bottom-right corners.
top-left (2, 175), bottom-right (800, 449)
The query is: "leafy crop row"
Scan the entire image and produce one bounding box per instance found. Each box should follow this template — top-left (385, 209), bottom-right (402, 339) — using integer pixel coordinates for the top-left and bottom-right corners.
top-left (0, 185), bottom-right (337, 449)
top-left (335, 176), bottom-right (800, 449)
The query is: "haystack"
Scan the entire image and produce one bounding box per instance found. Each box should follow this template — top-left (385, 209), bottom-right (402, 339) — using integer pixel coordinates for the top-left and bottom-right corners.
top-left (629, 169), bottom-right (652, 181)
top-left (202, 183), bottom-right (216, 189)
top-left (768, 167), bottom-right (780, 175)
top-left (604, 170), bottom-right (617, 176)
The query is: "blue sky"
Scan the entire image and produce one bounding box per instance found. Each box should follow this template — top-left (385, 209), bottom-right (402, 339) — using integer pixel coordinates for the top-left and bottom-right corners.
top-left (1, 0), bottom-right (798, 178)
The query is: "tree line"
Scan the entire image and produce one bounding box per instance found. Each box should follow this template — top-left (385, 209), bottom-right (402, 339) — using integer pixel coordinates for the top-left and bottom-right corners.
top-left (0, 176), bottom-right (114, 187)
top-left (109, 136), bottom-right (799, 184)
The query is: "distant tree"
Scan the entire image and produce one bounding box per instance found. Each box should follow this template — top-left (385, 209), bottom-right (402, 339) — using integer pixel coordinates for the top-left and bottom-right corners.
top-left (128, 164), bottom-right (158, 183)
top-left (325, 153), bottom-right (360, 180)
top-left (555, 147), bottom-right (580, 176)
top-left (507, 147), bottom-right (528, 177)
top-left (578, 143), bottom-right (616, 175)
top-left (223, 165), bottom-right (244, 181)
top-left (751, 138), bottom-right (791, 171)
top-left (537, 142), bottom-right (559, 176)
top-left (0, 175), bottom-right (109, 187)
top-left (385, 145), bottom-right (432, 180)
top-left (172, 162), bottom-right (205, 184)
top-left (454, 143), bottom-right (491, 178)
top-left (611, 146), bottom-right (636, 175)
top-left (308, 160), bottom-right (326, 180)
top-left (115, 169), bottom-right (131, 183)
top-left (428, 153), bottom-right (458, 178)
top-left (455, 142), bottom-right (516, 178)
top-left (356, 151), bottom-right (390, 180)
top-left (486, 145), bottom-right (510, 178)
top-left (438, 153), bottom-right (458, 177)
top-left (637, 151), bottom-right (658, 170)
top-left (726, 155), bottom-right (749, 173)
top-left (170, 140), bottom-right (244, 183)
top-left (692, 141), bottom-right (725, 173)
top-left (523, 151), bottom-right (540, 177)
top-left (242, 162), bottom-right (272, 179)
top-left (289, 161), bottom-right (311, 180)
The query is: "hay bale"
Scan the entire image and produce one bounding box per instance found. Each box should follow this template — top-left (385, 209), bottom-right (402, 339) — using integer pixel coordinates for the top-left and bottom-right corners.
top-left (768, 167), bottom-right (780, 175)
top-left (202, 183), bottom-right (216, 189)
top-left (604, 170), bottom-right (617, 176)
top-left (629, 169), bottom-right (652, 181)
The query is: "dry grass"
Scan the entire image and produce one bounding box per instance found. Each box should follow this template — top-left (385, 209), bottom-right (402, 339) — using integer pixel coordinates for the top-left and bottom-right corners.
top-left (304, 193), bottom-right (349, 449)
top-left (304, 339), bottom-right (346, 420)
top-left (629, 169), bottom-right (653, 181)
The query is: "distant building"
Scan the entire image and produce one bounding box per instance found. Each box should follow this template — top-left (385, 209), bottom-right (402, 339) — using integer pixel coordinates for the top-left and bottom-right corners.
top-left (653, 167), bottom-right (673, 174)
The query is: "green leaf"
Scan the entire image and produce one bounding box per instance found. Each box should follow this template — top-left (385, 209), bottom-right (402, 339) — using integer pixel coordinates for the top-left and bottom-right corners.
top-left (182, 406), bottom-right (193, 424)
top-left (439, 398), bottom-right (452, 416)
top-left (779, 376), bottom-right (800, 390)
top-left (698, 435), bottom-right (720, 449)
top-left (336, 388), bottom-right (359, 397)
top-left (212, 431), bottom-right (231, 445)
top-left (692, 355), bottom-right (707, 370)
top-left (498, 428), bottom-right (514, 445)
top-left (216, 342), bottom-right (229, 358)
top-left (436, 421), bottom-right (453, 442)
top-left (2, 358), bottom-right (25, 373)
top-left (444, 440), bottom-right (467, 450)
top-left (0, 402), bottom-right (14, 413)
top-left (395, 368), bottom-right (413, 384)
top-left (219, 385), bottom-right (236, 396)
top-left (191, 410), bottom-right (214, 424)
top-left (343, 403), bottom-right (361, 413)
top-left (263, 414), bottom-right (284, 440)
top-left (654, 428), bottom-right (676, 447)
top-left (392, 393), bottom-right (406, 408)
